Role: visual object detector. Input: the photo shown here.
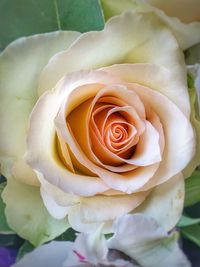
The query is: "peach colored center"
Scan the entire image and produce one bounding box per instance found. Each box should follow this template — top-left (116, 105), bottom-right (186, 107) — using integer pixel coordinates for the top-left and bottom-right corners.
top-left (90, 100), bottom-right (138, 162)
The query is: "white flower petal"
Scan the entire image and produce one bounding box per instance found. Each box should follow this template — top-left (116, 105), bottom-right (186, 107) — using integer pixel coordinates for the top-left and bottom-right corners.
top-left (12, 241), bottom-right (72, 267)
top-left (108, 213), bottom-right (191, 267)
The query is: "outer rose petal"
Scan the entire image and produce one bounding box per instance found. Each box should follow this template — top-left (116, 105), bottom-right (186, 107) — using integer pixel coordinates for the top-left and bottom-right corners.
top-left (183, 79), bottom-right (200, 178)
top-left (68, 205), bottom-right (113, 234)
top-left (0, 31), bottom-right (80, 186)
top-left (135, 174), bottom-right (184, 231)
top-left (78, 191), bottom-right (149, 223)
top-left (38, 10), bottom-right (185, 95)
top-left (37, 172), bottom-right (80, 219)
top-left (102, 63), bottom-right (189, 116)
top-left (146, 0), bottom-right (200, 23)
top-left (101, 0), bottom-right (200, 50)
top-left (2, 177), bottom-right (69, 246)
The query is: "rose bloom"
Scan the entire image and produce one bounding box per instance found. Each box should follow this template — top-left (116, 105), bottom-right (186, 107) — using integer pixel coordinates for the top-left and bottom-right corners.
top-left (0, 1), bottom-right (200, 241)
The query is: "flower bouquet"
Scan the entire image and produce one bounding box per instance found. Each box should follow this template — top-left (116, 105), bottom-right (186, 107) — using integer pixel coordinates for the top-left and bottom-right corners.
top-left (0, 0), bottom-right (200, 266)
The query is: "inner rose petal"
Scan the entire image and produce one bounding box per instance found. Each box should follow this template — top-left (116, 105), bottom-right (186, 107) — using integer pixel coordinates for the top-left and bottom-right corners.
top-left (65, 83), bottom-right (162, 177)
top-left (104, 122), bottom-right (137, 151)
top-left (90, 105), bottom-right (144, 162)
top-left (55, 79), bottom-right (162, 192)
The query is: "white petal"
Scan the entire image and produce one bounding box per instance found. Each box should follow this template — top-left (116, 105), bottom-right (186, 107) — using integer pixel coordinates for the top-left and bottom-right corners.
top-left (12, 241), bottom-right (72, 267)
top-left (108, 213), bottom-right (191, 267)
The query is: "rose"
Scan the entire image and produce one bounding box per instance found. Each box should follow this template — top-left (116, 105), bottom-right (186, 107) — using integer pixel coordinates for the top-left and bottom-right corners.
top-left (0, 8), bottom-right (200, 243)
top-left (26, 61), bottom-right (194, 233)
top-left (13, 214), bottom-right (190, 267)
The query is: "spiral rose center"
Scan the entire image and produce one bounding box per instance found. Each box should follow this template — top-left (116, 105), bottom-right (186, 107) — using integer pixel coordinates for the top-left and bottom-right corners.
top-left (89, 96), bottom-right (140, 164)
top-left (63, 83), bottom-right (163, 174)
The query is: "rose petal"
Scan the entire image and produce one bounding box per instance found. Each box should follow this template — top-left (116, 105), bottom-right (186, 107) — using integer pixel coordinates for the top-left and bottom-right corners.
top-left (57, 81), bottom-right (160, 192)
top-left (130, 82), bottom-right (195, 187)
top-left (103, 64), bottom-right (195, 187)
top-left (79, 191), bottom-right (149, 223)
top-left (68, 205), bottom-right (113, 234)
top-left (146, 0), bottom-right (200, 23)
top-left (135, 173), bottom-right (184, 231)
top-left (0, 31), bottom-right (80, 186)
top-left (38, 11), bottom-right (183, 95)
top-left (101, 0), bottom-right (200, 49)
top-left (40, 186), bottom-right (70, 219)
top-left (37, 172), bottom-right (80, 219)
top-left (102, 63), bottom-right (189, 117)
top-left (2, 177), bottom-right (69, 246)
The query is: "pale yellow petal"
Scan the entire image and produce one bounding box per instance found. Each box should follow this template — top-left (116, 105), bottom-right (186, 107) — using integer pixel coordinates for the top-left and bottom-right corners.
top-left (101, 0), bottom-right (200, 49)
top-left (68, 205), bottom-right (113, 234)
top-left (102, 63), bottom-right (189, 117)
top-left (79, 191), bottom-right (149, 222)
top-left (146, 0), bottom-right (200, 23)
top-left (131, 82), bottom-right (194, 188)
top-left (38, 11), bottom-right (184, 95)
top-left (0, 31), bottom-right (80, 185)
top-left (135, 174), bottom-right (184, 231)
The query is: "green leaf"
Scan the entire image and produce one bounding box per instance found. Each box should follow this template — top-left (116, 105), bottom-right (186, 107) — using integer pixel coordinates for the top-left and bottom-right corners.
top-left (0, 0), bottom-right (104, 50)
top-left (0, 234), bottom-right (22, 247)
top-left (0, 175), bottom-right (6, 184)
top-left (55, 227), bottom-right (76, 242)
top-left (185, 170), bottom-right (200, 207)
top-left (178, 215), bottom-right (200, 227)
top-left (185, 43), bottom-right (200, 65)
top-left (2, 177), bottom-right (69, 246)
top-left (0, 183), bottom-right (13, 234)
top-left (187, 73), bottom-right (195, 89)
top-left (181, 224), bottom-right (200, 247)
top-left (17, 241), bottom-right (35, 261)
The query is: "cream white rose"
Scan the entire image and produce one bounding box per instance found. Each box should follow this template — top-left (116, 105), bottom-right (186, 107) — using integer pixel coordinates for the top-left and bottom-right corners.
top-left (0, 9), bottom-right (199, 240)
